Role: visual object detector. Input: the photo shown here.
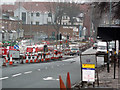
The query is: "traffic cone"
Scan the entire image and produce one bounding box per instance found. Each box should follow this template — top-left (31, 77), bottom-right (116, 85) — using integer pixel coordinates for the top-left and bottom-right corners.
top-left (2, 57), bottom-right (7, 66)
top-left (9, 54), bottom-right (13, 65)
top-left (66, 72), bottom-right (71, 89)
top-left (38, 54), bottom-right (41, 63)
top-left (34, 54), bottom-right (37, 63)
top-left (26, 54), bottom-right (29, 63)
top-left (59, 76), bottom-right (66, 90)
top-left (5, 55), bottom-right (8, 63)
top-left (41, 54), bottom-right (44, 62)
top-left (30, 54), bottom-right (33, 63)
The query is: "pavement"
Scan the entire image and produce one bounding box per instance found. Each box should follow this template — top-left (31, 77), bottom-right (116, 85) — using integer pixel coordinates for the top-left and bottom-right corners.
top-left (98, 63), bottom-right (119, 89)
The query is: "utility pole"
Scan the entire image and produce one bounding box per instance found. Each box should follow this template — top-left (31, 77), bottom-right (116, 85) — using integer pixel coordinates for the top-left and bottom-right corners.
top-left (30, 4), bottom-right (32, 45)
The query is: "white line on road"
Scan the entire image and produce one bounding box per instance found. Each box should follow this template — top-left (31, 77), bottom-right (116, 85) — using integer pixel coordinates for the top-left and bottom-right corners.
top-left (38, 69), bottom-right (41, 71)
top-left (12, 73), bottom-right (22, 77)
top-left (24, 71), bottom-right (32, 74)
top-left (0, 77), bottom-right (9, 80)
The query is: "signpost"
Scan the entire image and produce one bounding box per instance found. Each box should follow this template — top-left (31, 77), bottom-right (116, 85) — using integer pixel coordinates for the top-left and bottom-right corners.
top-left (80, 54), bottom-right (99, 87)
top-left (14, 45), bottom-right (19, 50)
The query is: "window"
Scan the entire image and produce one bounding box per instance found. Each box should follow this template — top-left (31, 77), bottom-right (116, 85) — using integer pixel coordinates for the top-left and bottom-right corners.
top-left (36, 22), bottom-right (39, 25)
top-left (31, 13), bottom-right (33, 16)
top-left (48, 12), bottom-right (52, 17)
top-left (36, 12), bottom-right (40, 17)
top-left (22, 12), bottom-right (26, 24)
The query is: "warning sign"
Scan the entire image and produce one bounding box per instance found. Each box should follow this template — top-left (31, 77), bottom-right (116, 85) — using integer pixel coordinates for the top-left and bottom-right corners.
top-left (82, 64), bottom-right (95, 69)
top-left (82, 69), bottom-right (95, 82)
top-left (82, 64), bottom-right (95, 82)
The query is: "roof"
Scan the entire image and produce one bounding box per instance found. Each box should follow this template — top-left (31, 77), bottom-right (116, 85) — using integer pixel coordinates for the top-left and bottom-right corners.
top-left (2, 2), bottom-right (90, 13)
top-left (2, 5), bottom-right (15, 12)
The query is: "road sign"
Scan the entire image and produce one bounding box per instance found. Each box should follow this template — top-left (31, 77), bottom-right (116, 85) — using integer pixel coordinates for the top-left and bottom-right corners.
top-left (82, 63), bottom-right (95, 82)
top-left (82, 64), bottom-right (95, 69)
top-left (14, 45), bottom-right (19, 50)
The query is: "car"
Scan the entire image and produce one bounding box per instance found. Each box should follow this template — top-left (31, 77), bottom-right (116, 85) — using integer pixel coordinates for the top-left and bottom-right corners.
top-left (93, 43), bottom-right (97, 49)
top-left (70, 48), bottom-right (80, 56)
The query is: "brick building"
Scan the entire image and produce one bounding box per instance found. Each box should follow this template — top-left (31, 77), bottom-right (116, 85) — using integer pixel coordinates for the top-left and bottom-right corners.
top-left (1, 2), bottom-right (91, 39)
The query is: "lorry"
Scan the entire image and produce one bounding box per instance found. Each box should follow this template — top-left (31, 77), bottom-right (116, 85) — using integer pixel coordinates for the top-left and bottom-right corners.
top-left (97, 41), bottom-right (107, 54)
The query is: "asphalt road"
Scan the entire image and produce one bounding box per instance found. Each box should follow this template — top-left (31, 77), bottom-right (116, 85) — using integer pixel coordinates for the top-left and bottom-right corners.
top-left (1, 47), bottom-right (102, 88)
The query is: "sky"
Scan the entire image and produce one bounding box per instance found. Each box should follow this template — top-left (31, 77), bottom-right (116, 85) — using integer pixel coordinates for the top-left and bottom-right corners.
top-left (0, 0), bottom-right (120, 5)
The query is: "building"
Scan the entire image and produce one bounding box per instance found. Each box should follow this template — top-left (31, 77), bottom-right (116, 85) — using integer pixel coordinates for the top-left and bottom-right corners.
top-left (0, 13), bottom-right (24, 42)
top-left (1, 2), bottom-right (91, 40)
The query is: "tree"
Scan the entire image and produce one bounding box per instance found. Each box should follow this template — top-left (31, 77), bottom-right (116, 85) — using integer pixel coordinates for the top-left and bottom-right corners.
top-left (45, 1), bottom-right (81, 35)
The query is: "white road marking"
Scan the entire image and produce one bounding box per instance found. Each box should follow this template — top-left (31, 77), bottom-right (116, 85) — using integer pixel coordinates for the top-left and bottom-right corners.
top-left (24, 71), bottom-right (32, 74)
top-left (56, 79), bottom-right (59, 81)
top-left (12, 73), bottom-right (22, 77)
top-left (57, 65), bottom-right (59, 66)
top-left (0, 77), bottom-right (9, 80)
top-left (38, 69), bottom-right (41, 71)
top-left (43, 77), bottom-right (55, 80)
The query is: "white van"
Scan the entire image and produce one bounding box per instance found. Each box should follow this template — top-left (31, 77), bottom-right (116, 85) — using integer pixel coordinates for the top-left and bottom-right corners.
top-left (97, 42), bottom-right (107, 54)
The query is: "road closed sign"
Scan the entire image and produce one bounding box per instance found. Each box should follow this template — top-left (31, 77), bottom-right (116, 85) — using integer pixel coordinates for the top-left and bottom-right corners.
top-left (82, 64), bottom-right (95, 82)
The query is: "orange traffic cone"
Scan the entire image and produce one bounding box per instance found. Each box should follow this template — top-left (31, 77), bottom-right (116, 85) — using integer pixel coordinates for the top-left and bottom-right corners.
top-left (41, 54), bottom-right (44, 62)
top-left (30, 54), bottom-right (33, 63)
top-left (38, 54), bottom-right (41, 63)
top-left (9, 54), bottom-right (13, 65)
top-left (66, 72), bottom-right (71, 89)
top-left (26, 54), bottom-right (29, 63)
top-left (34, 54), bottom-right (37, 63)
top-left (3, 57), bottom-right (7, 66)
top-left (59, 76), bottom-right (66, 90)
top-left (5, 55), bottom-right (8, 63)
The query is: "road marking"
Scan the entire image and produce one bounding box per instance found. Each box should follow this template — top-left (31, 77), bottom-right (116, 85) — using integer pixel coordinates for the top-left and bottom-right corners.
top-left (43, 77), bottom-right (55, 81)
top-left (0, 77), bottom-right (9, 80)
top-left (24, 71), bottom-right (32, 74)
top-left (63, 64), bottom-right (64, 65)
top-left (38, 69), bottom-right (41, 71)
top-left (57, 65), bottom-right (59, 66)
top-left (12, 73), bottom-right (22, 77)
top-left (56, 79), bottom-right (59, 81)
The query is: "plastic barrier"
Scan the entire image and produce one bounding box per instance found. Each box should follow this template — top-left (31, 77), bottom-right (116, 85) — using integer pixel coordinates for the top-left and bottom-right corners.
top-left (9, 54), bottom-right (13, 65)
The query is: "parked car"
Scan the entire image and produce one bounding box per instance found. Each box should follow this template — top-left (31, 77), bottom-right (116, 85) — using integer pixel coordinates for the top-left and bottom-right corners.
top-left (70, 48), bottom-right (80, 56)
top-left (93, 43), bottom-right (97, 49)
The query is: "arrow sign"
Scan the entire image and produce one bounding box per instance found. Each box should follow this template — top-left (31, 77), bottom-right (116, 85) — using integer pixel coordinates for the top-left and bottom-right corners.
top-left (14, 45), bottom-right (19, 50)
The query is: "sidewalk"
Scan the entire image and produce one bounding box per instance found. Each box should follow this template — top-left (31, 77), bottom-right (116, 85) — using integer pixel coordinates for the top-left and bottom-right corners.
top-left (74, 62), bottom-right (120, 90)
top-left (98, 63), bottom-right (119, 89)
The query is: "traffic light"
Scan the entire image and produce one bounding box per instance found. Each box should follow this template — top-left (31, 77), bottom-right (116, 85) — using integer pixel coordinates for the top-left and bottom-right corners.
top-left (44, 45), bottom-right (48, 52)
top-left (67, 35), bottom-right (69, 39)
top-left (56, 34), bottom-right (59, 40)
top-left (60, 33), bottom-right (62, 40)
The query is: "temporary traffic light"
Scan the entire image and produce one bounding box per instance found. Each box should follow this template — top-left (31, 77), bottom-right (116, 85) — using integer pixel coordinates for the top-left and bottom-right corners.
top-left (67, 35), bottom-right (69, 39)
top-left (44, 45), bottom-right (48, 52)
top-left (60, 33), bottom-right (62, 40)
top-left (56, 34), bottom-right (59, 40)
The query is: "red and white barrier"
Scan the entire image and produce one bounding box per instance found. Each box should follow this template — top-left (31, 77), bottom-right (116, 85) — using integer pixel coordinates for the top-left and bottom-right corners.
top-left (30, 54), bottom-right (33, 63)
top-left (9, 54), bottom-right (13, 65)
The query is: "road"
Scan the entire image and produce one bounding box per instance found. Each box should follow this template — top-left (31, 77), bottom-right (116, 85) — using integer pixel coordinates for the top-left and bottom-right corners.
top-left (1, 47), bottom-right (102, 88)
